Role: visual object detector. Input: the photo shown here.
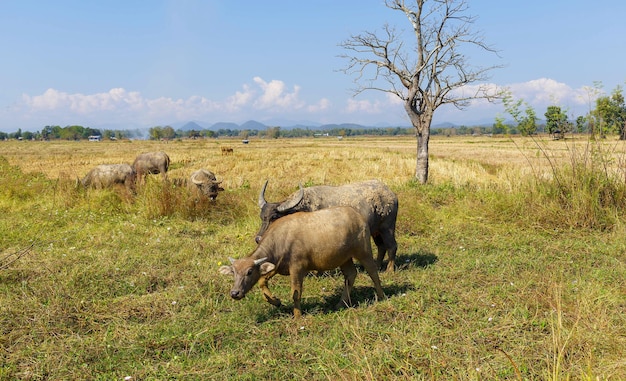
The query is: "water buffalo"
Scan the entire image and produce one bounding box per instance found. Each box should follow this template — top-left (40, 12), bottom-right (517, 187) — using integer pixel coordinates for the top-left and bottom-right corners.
top-left (132, 151), bottom-right (170, 182)
top-left (257, 180), bottom-right (399, 272)
top-left (80, 164), bottom-right (136, 191)
top-left (219, 206), bottom-right (385, 318)
top-left (190, 169), bottom-right (224, 201)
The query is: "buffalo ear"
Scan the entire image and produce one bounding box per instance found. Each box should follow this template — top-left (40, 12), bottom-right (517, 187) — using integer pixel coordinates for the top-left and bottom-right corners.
top-left (259, 262), bottom-right (275, 275)
top-left (219, 265), bottom-right (234, 275)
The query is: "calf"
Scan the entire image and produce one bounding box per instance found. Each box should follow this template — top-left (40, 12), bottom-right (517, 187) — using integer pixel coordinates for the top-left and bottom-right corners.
top-left (219, 206), bottom-right (385, 317)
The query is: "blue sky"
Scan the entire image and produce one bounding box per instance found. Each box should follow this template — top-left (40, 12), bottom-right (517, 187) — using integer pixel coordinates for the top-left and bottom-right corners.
top-left (1, 1), bottom-right (625, 132)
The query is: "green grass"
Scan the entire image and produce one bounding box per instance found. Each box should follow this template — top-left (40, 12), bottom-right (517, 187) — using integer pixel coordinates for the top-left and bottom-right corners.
top-left (1, 139), bottom-right (625, 380)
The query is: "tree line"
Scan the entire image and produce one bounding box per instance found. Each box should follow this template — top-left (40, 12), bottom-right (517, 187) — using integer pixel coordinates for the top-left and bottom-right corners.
top-left (500, 83), bottom-right (626, 139)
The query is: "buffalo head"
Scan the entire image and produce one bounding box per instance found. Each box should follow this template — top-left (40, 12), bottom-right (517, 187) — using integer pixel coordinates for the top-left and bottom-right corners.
top-left (255, 180), bottom-right (304, 243)
top-left (191, 169), bottom-right (224, 201)
top-left (219, 257), bottom-right (275, 299)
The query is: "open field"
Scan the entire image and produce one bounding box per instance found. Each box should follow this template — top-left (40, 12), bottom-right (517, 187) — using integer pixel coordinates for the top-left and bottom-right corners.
top-left (1, 135), bottom-right (625, 380)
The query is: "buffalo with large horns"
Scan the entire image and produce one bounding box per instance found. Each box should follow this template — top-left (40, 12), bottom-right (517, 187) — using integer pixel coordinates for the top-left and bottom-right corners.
top-left (256, 180), bottom-right (399, 272)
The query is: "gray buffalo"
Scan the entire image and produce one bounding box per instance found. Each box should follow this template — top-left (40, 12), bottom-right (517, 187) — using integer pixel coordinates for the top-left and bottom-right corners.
top-left (132, 151), bottom-right (170, 182)
top-left (219, 206), bottom-right (385, 318)
top-left (257, 180), bottom-right (399, 272)
top-left (80, 164), bottom-right (136, 191)
top-left (190, 169), bottom-right (224, 201)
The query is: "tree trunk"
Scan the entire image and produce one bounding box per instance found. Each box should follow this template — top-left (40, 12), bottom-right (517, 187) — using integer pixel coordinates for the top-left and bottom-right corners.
top-left (409, 109), bottom-right (433, 184)
top-left (415, 128), bottom-right (430, 184)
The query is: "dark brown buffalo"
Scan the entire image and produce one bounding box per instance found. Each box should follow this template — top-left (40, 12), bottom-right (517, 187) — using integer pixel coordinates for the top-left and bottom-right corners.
top-left (257, 180), bottom-right (399, 271)
top-left (219, 206), bottom-right (385, 318)
top-left (80, 164), bottom-right (136, 191)
top-left (190, 169), bottom-right (224, 201)
top-left (132, 151), bottom-right (170, 182)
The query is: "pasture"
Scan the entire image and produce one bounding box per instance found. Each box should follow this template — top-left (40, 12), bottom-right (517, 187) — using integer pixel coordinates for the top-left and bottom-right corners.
top-left (1, 135), bottom-right (625, 380)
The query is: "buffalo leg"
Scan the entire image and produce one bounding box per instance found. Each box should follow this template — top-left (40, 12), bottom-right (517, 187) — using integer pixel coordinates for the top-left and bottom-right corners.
top-left (290, 270), bottom-right (308, 318)
top-left (358, 255), bottom-right (386, 301)
top-left (258, 275), bottom-right (281, 307)
top-left (373, 235), bottom-right (387, 270)
top-left (336, 259), bottom-right (357, 310)
top-left (383, 231), bottom-right (398, 272)
top-left (375, 231), bottom-right (398, 272)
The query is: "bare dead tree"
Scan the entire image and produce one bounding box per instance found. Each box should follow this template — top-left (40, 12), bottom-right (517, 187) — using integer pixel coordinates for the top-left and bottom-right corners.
top-left (340, 0), bottom-right (502, 183)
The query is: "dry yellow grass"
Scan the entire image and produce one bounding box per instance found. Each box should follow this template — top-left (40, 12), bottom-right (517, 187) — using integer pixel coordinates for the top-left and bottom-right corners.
top-left (3, 134), bottom-right (626, 191)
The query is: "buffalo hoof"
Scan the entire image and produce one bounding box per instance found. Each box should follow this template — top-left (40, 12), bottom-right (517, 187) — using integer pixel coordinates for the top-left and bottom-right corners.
top-left (264, 295), bottom-right (282, 307)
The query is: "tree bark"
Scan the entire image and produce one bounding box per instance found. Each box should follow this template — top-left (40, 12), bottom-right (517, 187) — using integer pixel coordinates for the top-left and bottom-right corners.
top-left (415, 127), bottom-right (430, 184)
top-left (407, 102), bottom-right (433, 184)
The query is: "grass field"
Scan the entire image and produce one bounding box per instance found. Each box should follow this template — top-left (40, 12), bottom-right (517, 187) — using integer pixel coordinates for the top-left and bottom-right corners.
top-left (1, 135), bottom-right (625, 380)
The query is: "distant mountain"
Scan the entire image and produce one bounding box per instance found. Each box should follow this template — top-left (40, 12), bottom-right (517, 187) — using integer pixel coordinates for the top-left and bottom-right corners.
top-left (210, 121), bottom-right (240, 130)
top-left (240, 120), bottom-right (266, 130)
top-left (262, 118), bottom-right (322, 128)
top-left (167, 119), bottom-right (503, 132)
top-left (432, 122), bottom-right (457, 128)
top-left (179, 121), bottom-right (205, 131)
top-left (319, 123), bottom-right (368, 130)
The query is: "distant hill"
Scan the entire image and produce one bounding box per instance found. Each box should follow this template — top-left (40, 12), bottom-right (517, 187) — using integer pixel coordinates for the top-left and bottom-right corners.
top-left (168, 119), bottom-right (509, 132)
top-left (179, 121), bottom-right (205, 131)
top-left (319, 123), bottom-right (369, 130)
top-left (210, 122), bottom-right (240, 130)
top-left (432, 122), bottom-right (457, 128)
top-left (240, 120), bottom-right (266, 130)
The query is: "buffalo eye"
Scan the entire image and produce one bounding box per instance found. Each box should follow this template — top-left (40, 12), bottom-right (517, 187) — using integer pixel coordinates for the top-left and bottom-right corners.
top-left (246, 268), bottom-right (254, 276)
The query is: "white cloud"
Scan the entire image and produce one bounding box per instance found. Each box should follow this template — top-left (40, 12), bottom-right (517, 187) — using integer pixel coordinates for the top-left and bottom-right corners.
top-left (225, 84), bottom-right (254, 111)
top-left (2, 76), bottom-right (599, 132)
top-left (307, 98), bottom-right (331, 113)
top-left (435, 79), bottom-right (594, 124)
top-left (252, 77), bottom-right (305, 110)
top-left (507, 78), bottom-right (587, 108)
top-left (344, 98), bottom-right (384, 114)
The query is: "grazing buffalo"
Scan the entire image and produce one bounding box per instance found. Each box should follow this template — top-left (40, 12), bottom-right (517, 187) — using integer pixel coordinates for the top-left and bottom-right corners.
top-left (80, 164), bottom-right (136, 191)
top-left (257, 180), bottom-right (399, 272)
top-left (132, 151), bottom-right (170, 182)
top-left (190, 169), bottom-right (224, 201)
top-left (219, 207), bottom-right (385, 318)
top-left (221, 147), bottom-right (234, 156)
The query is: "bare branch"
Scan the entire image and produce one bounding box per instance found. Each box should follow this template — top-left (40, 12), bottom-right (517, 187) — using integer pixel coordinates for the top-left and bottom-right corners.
top-left (340, 0), bottom-right (502, 113)
top-left (0, 243), bottom-right (34, 271)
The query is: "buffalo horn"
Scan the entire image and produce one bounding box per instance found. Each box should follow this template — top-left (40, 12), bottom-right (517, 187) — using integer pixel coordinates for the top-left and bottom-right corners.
top-left (228, 257), bottom-right (236, 264)
top-left (258, 180), bottom-right (269, 208)
top-left (191, 172), bottom-right (203, 185)
top-left (277, 183), bottom-right (304, 212)
top-left (254, 257), bottom-right (268, 266)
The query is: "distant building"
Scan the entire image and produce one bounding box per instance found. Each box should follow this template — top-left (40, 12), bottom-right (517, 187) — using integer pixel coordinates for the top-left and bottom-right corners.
top-left (88, 135), bottom-right (102, 141)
